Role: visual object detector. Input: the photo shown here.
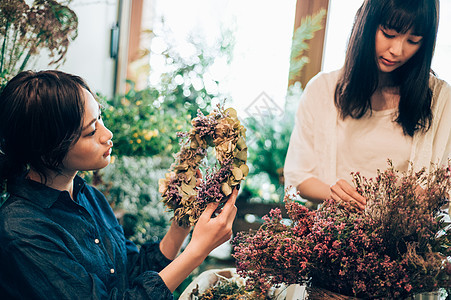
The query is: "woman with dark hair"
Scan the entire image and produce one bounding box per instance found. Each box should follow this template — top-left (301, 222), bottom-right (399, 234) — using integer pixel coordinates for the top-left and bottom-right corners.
top-left (0, 70), bottom-right (237, 299)
top-left (284, 0), bottom-right (450, 209)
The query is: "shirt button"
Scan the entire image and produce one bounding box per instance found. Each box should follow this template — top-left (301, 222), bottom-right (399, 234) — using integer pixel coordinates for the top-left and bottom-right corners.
top-left (110, 268), bottom-right (115, 274)
top-left (94, 239), bottom-right (100, 244)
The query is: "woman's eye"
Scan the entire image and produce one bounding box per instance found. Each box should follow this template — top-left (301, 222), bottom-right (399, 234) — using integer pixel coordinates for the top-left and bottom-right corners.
top-left (87, 129), bottom-right (97, 137)
top-left (382, 30), bottom-right (395, 38)
top-left (408, 39), bottom-right (421, 45)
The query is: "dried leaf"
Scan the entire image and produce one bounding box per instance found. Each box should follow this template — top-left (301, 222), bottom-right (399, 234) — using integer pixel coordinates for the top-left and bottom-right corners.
top-left (225, 107), bottom-right (237, 118)
top-left (221, 182), bottom-right (232, 196)
top-left (235, 149), bottom-right (247, 161)
top-left (232, 167), bottom-right (243, 180)
top-left (240, 164), bottom-right (249, 177)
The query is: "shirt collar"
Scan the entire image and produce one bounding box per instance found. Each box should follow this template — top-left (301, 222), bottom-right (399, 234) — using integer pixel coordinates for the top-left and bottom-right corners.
top-left (8, 175), bottom-right (87, 209)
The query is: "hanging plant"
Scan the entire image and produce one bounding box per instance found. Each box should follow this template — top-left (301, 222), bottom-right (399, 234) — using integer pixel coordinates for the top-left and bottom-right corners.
top-left (0, 0), bottom-right (78, 89)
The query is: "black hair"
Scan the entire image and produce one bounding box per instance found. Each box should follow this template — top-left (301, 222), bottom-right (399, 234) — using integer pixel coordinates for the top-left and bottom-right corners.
top-left (0, 70), bottom-right (92, 182)
top-left (334, 0), bottom-right (439, 136)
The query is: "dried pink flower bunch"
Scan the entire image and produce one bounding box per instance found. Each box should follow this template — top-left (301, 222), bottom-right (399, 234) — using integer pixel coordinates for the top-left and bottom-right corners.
top-left (233, 162), bottom-right (451, 299)
top-left (159, 106), bottom-right (248, 227)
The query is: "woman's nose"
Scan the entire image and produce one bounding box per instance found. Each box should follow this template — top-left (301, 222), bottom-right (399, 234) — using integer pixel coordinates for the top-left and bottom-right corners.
top-left (99, 123), bottom-right (113, 144)
top-left (389, 39), bottom-right (404, 56)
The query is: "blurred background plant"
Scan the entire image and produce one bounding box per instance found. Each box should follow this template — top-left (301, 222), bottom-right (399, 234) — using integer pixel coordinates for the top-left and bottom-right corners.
top-left (238, 86), bottom-right (300, 205)
top-left (237, 9), bottom-right (326, 207)
top-left (98, 21), bottom-right (235, 158)
top-left (97, 83), bottom-right (191, 158)
top-left (0, 0), bottom-right (78, 90)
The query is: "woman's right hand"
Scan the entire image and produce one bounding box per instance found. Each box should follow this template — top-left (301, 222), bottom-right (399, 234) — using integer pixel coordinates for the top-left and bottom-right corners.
top-left (187, 188), bottom-right (238, 258)
top-left (330, 179), bottom-right (366, 210)
top-left (158, 188), bottom-right (238, 292)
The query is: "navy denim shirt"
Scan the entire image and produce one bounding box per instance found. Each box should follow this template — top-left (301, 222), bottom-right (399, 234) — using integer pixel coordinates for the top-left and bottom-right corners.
top-left (0, 175), bottom-right (173, 299)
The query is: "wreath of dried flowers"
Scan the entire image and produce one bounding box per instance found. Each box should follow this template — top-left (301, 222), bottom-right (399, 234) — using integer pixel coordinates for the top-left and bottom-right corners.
top-left (159, 106), bottom-right (248, 227)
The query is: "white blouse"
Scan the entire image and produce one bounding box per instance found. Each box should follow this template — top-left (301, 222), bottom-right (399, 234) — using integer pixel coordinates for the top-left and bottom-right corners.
top-left (336, 108), bottom-right (412, 184)
top-left (284, 69), bottom-right (451, 189)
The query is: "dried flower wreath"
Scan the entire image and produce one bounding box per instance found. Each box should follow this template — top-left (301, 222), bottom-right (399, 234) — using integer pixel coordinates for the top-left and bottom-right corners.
top-left (159, 106), bottom-right (248, 227)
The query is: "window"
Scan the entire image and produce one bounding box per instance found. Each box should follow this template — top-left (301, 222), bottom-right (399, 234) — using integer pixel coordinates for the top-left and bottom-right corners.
top-left (150, 0), bottom-right (297, 113)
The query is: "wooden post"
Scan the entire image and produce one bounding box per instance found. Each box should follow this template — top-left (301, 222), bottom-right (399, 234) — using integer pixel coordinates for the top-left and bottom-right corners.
top-left (293, 0), bottom-right (329, 88)
top-left (114, 0), bottom-right (132, 97)
top-left (125, 0), bottom-right (155, 91)
top-left (128, 0), bottom-right (144, 64)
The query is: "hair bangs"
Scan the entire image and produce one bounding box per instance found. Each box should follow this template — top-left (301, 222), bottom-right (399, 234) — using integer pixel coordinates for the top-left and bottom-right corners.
top-left (380, 2), bottom-right (433, 37)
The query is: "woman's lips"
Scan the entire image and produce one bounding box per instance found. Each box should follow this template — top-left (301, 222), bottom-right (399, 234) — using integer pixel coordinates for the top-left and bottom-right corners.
top-left (380, 57), bottom-right (398, 66)
top-left (103, 147), bottom-right (112, 157)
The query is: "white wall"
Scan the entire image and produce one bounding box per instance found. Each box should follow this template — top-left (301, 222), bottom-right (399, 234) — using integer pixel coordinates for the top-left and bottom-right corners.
top-left (34, 0), bottom-right (119, 98)
top-left (432, 0), bottom-right (451, 83)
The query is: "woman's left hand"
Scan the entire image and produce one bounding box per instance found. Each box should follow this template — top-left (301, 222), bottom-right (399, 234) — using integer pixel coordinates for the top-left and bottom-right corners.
top-left (330, 179), bottom-right (366, 210)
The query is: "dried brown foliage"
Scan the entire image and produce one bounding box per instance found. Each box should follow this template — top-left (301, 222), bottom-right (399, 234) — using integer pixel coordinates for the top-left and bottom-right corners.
top-left (0, 0), bottom-right (77, 81)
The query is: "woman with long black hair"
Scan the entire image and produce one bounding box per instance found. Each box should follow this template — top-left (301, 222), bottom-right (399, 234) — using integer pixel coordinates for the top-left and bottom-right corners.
top-left (284, 0), bottom-right (450, 209)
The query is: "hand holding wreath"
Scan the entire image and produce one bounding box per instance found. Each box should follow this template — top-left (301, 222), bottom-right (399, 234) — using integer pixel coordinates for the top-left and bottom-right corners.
top-left (159, 106), bottom-right (248, 227)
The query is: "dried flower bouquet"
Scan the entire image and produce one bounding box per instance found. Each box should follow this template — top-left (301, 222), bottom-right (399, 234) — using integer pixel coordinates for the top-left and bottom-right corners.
top-left (232, 162), bottom-right (451, 299)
